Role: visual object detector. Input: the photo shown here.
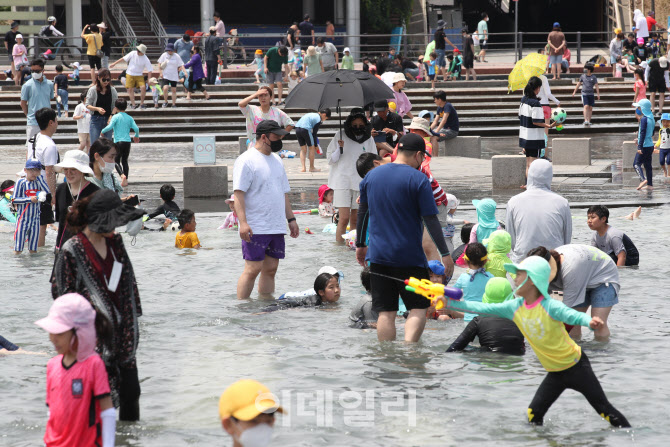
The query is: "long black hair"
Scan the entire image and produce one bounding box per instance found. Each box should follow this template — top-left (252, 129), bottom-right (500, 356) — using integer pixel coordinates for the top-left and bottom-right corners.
top-left (314, 273), bottom-right (335, 297)
top-left (523, 76), bottom-right (542, 99)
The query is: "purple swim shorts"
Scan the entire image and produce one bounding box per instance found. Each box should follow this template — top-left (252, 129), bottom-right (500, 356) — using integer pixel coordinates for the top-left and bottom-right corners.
top-left (241, 234), bottom-right (286, 261)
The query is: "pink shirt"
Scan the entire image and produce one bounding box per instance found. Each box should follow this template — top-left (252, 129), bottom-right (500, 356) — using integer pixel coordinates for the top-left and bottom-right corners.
top-left (215, 19), bottom-right (226, 38)
top-left (391, 90), bottom-right (412, 118)
top-left (635, 79), bottom-right (646, 102)
top-left (45, 354), bottom-right (110, 447)
top-left (12, 44), bottom-right (27, 66)
top-left (221, 211), bottom-right (238, 229)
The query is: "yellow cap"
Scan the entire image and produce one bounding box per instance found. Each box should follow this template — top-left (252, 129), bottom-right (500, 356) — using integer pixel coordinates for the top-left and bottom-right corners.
top-left (219, 379), bottom-right (283, 421)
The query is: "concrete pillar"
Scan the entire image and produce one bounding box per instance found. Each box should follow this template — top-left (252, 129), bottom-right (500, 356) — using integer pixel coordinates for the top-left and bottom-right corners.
top-left (346, 0), bottom-right (359, 60)
top-left (201, 0), bottom-right (214, 34)
top-left (66, 0), bottom-right (83, 49)
top-left (302, 0), bottom-right (315, 19)
top-left (335, 0), bottom-right (345, 26)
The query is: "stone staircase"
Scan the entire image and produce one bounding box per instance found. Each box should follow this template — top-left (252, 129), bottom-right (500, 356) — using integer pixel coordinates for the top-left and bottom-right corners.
top-left (114, 0), bottom-right (164, 60)
top-left (0, 77), bottom-right (649, 147)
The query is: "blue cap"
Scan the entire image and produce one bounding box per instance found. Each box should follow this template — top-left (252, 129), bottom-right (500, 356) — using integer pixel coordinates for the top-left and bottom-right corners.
top-left (428, 260), bottom-right (445, 276)
top-left (662, 113), bottom-right (670, 121)
top-left (553, 22), bottom-right (560, 28)
top-left (25, 159), bottom-right (42, 170)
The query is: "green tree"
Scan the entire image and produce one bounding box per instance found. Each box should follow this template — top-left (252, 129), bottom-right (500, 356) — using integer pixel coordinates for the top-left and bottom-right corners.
top-left (362, 0), bottom-right (413, 34)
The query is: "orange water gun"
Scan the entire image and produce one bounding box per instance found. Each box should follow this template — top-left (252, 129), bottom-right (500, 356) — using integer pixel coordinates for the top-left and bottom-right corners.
top-left (404, 277), bottom-right (463, 310)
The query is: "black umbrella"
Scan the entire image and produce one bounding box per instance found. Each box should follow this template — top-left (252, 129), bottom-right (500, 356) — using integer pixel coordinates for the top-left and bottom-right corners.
top-left (283, 69), bottom-right (396, 135)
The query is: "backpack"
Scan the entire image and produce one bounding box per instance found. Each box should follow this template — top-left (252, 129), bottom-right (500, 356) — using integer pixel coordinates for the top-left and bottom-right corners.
top-left (39, 25), bottom-right (54, 37)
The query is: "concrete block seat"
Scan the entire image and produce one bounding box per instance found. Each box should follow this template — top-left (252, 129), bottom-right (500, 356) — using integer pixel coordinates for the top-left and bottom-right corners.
top-left (183, 165), bottom-right (228, 198)
top-left (239, 137), bottom-right (331, 156)
top-left (551, 138), bottom-right (591, 165)
top-left (492, 155), bottom-right (526, 189)
top-left (440, 136), bottom-right (481, 158)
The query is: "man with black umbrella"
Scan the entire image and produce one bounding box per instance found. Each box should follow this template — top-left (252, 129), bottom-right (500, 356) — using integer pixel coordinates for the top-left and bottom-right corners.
top-left (355, 133), bottom-right (454, 342)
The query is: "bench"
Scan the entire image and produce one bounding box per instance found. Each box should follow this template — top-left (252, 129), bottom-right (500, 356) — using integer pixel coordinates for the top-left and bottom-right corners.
top-left (551, 138), bottom-right (591, 165)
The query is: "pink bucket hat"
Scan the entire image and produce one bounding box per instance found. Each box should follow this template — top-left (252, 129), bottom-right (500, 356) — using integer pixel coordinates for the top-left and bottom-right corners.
top-left (35, 293), bottom-right (97, 362)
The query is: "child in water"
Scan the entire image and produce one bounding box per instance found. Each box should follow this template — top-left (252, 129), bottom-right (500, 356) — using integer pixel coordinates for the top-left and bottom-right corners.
top-left (175, 209), bottom-right (201, 249)
top-left (0, 180), bottom-right (17, 223)
top-left (35, 293), bottom-right (116, 446)
top-left (145, 183), bottom-right (180, 230)
top-left (220, 194), bottom-right (238, 230)
top-left (443, 193), bottom-right (466, 254)
top-left (441, 256), bottom-right (630, 428)
top-left (469, 198), bottom-right (500, 244)
top-left (349, 266), bottom-right (379, 329)
top-left (654, 112), bottom-right (670, 177)
top-left (483, 230), bottom-right (514, 278)
top-left (451, 243), bottom-right (494, 321)
top-left (318, 184), bottom-right (336, 217)
top-left (587, 205), bottom-right (639, 266)
top-left (260, 272), bottom-right (341, 312)
top-left (13, 159), bottom-right (50, 254)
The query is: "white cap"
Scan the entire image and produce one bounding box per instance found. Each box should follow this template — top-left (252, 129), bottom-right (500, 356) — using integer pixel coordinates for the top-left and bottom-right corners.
top-left (54, 150), bottom-right (94, 176)
top-left (392, 72), bottom-right (407, 83)
top-left (318, 266), bottom-right (342, 278)
top-left (15, 34), bottom-right (23, 40)
top-left (344, 47), bottom-right (351, 53)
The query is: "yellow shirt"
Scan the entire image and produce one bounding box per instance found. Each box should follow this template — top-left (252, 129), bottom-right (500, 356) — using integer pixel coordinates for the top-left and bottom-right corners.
top-left (175, 231), bottom-right (200, 249)
top-left (83, 33), bottom-right (103, 56)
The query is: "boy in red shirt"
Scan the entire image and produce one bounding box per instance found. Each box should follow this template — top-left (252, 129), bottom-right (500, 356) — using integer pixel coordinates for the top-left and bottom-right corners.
top-left (35, 293), bottom-right (116, 447)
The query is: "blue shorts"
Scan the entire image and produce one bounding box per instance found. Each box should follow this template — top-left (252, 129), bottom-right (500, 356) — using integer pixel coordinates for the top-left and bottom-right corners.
top-left (549, 54), bottom-right (563, 65)
top-left (435, 49), bottom-right (446, 67)
top-left (582, 94), bottom-right (595, 107)
top-left (659, 148), bottom-right (670, 165)
top-left (241, 234), bottom-right (286, 261)
top-left (573, 283), bottom-right (619, 309)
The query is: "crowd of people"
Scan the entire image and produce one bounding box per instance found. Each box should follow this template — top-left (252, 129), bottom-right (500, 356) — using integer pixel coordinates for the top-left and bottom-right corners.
top-left (0, 10), bottom-right (652, 446)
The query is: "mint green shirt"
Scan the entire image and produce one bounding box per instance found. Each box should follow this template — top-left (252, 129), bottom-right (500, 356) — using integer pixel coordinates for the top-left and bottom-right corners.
top-left (101, 112), bottom-right (140, 143)
top-left (341, 55), bottom-right (354, 70)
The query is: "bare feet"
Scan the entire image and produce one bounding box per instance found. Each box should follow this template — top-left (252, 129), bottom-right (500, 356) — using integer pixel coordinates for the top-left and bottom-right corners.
top-left (520, 185), bottom-right (527, 189)
top-left (309, 167), bottom-right (321, 172)
top-left (624, 212), bottom-right (634, 220)
top-left (633, 206), bottom-right (642, 218)
top-left (644, 185), bottom-right (654, 190)
top-left (300, 168), bottom-right (306, 172)
top-left (636, 180), bottom-right (647, 190)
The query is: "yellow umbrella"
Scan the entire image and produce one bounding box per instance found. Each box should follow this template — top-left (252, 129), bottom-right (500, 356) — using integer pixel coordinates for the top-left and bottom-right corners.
top-left (508, 53), bottom-right (548, 93)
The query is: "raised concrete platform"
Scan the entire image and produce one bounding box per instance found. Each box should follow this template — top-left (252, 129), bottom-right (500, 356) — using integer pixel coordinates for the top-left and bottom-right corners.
top-left (492, 155), bottom-right (527, 189)
top-left (441, 136), bottom-right (481, 158)
top-left (183, 165), bottom-right (228, 198)
top-left (552, 138), bottom-right (591, 165)
top-left (622, 141), bottom-right (638, 170)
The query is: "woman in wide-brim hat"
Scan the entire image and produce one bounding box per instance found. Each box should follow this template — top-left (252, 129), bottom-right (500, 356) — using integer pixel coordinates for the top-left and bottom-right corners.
top-left (51, 189), bottom-right (145, 421)
top-left (53, 149), bottom-right (99, 250)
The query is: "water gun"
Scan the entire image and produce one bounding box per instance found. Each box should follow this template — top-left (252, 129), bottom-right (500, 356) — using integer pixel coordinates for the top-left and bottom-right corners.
top-left (294, 209), bottom-right (319, 215)
top-left (305, 227), bottom-right (314, 234)
top-left (404, 277), bottom-right (463, 310)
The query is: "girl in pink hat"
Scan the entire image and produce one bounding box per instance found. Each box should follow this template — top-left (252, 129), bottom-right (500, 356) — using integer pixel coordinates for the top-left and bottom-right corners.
top-left (35, 293), bottom-right (116, 447)
top-left (219, 194), bottom-right (239, 230)
top-left (318, 184), bottom-right (335, 217)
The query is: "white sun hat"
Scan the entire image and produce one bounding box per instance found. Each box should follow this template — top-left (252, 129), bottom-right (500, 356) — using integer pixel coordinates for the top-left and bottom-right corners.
top-left (54, 150), bottom-right (94, 176)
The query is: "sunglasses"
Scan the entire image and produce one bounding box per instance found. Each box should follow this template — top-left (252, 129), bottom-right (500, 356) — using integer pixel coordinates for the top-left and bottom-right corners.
top-left (101, 78), bottom-right (111, 82)
top-left (31, 69), bottom-right (43, 73)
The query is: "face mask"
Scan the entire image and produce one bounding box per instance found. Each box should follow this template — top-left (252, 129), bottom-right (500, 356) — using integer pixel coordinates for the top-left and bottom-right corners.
top-left (352, 126), bottom-right (365, 135)
top-left (100, 160), bottom-right (115, 174)
top-left (238, 423), bottom-right (274, 447)
top-left (126, 217), bottom-right (143, 237)
top-left (269, 139), bottom-right (283, 152)
top-left (31, 72), bottom-right (43, 80)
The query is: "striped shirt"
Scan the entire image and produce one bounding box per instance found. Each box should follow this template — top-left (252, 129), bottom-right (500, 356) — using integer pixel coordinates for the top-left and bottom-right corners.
top-left (420, 165), bottom-right (447, 206)
top-left (518, 96), bottom-right (545, 150)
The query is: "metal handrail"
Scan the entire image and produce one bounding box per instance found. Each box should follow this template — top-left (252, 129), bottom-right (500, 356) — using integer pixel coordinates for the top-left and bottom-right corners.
top-left (107, 0), bottom-right (136, 42)
top-left (139, 0), bottom-right (168, 49)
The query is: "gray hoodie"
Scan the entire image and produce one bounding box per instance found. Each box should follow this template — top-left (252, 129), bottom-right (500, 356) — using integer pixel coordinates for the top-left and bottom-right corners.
top-left (505, 160), bottom-right (572, 262)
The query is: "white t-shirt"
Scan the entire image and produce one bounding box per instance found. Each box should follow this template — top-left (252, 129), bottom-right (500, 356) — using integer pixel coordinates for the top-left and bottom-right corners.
top-left (240, 104), bottom-right (295, 143)
top-left (158, 52), bottom-right (184, 82)
top-left (123, 51), bottom-right (153, 76)
top-left (74, 103), bottom-right (91, 134)
top-left (233, 147), bottom-right (290, 235)
top-left (27, 133), bottom-right (59, 179)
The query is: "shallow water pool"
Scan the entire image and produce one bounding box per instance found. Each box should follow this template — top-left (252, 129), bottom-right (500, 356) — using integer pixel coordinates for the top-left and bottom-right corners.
top-left (1, 204), bottom-right (669, 446)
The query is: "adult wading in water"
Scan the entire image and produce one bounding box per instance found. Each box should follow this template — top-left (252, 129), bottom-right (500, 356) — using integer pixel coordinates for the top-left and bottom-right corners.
top-left (51, 189), bottom-right (145, 420)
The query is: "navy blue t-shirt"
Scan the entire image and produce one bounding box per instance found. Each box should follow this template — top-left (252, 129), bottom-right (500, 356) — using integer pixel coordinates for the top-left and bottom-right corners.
top-left (436, 103), bottom-right (459, 131)
top-left (359, 163), bottom-right (438, 268)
